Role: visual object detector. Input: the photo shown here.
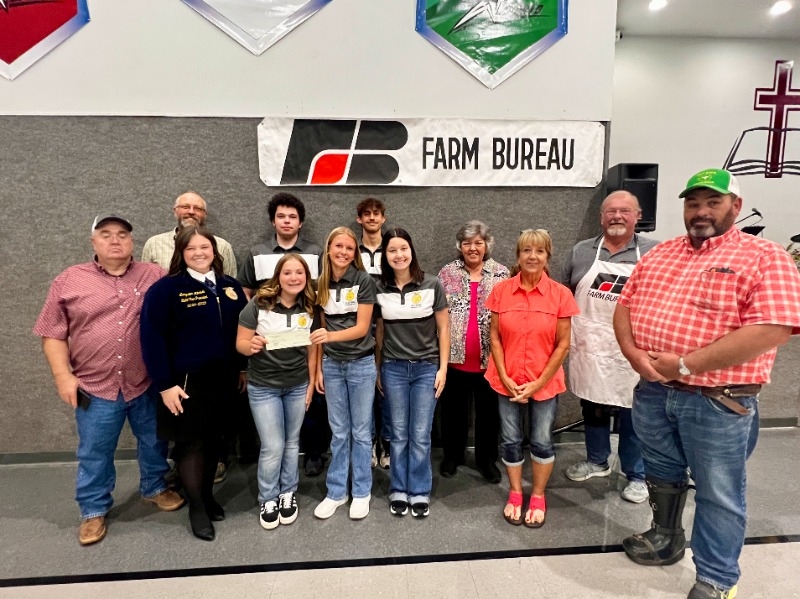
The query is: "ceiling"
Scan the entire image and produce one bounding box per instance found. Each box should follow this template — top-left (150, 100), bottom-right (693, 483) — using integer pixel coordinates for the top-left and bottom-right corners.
top-left (616, 0), bottom-right (800, 40)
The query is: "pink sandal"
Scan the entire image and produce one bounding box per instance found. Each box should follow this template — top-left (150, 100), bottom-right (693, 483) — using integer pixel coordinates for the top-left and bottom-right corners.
top-left (503, 491), bottom-right (523, 526)
top-left (524, 494), bottom-right (546, 528)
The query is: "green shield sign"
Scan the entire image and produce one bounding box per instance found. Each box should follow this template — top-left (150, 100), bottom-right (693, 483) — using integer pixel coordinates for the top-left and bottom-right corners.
top-left (416, 0), bottom-right (568, 89)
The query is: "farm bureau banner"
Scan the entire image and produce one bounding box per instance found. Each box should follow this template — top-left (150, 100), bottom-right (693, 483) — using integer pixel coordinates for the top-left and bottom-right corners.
top-left (258, 117), bottom-right (604, 187)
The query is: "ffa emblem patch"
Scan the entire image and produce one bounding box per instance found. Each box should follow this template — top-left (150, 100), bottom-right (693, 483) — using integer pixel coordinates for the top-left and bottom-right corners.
top-left (297, 314), bottom-right (309, 328)
top-left (0, 0), bottom-right (90, 80)
top-left (411, 292), bottom-right (423, 305)
top-left (416, 0), bottom-right (568, 89)
top-left (345, 289), bottom-right (356, 302)
top-left (224, 287), bottom-right (239, 300)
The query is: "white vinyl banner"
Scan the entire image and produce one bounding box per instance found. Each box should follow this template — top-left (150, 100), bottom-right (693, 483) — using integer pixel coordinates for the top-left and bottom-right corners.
top-left (258, 117), bottom-right (605, 187)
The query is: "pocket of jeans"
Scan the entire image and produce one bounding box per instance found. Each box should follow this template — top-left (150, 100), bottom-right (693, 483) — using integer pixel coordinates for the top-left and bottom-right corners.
top-left (702, 394), bottom-right (756, 417)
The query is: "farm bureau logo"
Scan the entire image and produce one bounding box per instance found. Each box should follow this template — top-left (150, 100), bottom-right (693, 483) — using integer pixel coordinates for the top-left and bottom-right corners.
top-left (588, 273), bottom-right (628, 302)
top-left (280, 119), bottom-right (408, 185)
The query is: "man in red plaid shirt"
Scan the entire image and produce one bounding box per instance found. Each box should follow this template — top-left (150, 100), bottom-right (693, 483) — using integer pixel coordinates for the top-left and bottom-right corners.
top-left (613, 168), bottom-right (800, 599)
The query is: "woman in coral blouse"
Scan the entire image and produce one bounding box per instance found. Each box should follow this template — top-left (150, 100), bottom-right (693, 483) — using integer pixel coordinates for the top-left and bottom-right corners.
top-left (485, 229), bottom-right (579, 528)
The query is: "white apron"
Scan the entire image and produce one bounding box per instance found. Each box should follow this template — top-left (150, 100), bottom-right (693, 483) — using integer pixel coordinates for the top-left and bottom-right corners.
top-left (568, 239), bottom-right (640, 407)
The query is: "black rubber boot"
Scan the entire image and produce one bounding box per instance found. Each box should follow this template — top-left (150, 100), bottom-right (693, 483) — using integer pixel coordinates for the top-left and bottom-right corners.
top-left (623, 476), bottom-right (689, 566)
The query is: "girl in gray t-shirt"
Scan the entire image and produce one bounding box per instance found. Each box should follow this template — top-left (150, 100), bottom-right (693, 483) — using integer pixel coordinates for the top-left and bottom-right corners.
top-left (236, 253), bottom-right (320, 531)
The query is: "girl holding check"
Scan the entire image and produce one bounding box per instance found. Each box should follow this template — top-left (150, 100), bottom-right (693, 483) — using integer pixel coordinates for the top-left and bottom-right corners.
top-left (236, 253), bottom-right (320, 531)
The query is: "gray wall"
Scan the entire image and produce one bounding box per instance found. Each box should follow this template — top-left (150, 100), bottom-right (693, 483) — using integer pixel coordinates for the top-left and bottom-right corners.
top-left (0, 116), bottom-right (604, 454)
top-left (2, 116), bottom-right (796, 455)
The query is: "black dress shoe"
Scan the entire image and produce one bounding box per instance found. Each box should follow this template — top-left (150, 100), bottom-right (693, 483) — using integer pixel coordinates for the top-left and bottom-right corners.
top-left (205, 499), bottom-right (225, 522)
top-left (439, 458), bottom-right (458, 478)
top-left (304, 455), bottom-right (326, 477)
top-left (189, 508), bottom-right (216, 541)
top-left (478, 462), bottom-right (502, 484)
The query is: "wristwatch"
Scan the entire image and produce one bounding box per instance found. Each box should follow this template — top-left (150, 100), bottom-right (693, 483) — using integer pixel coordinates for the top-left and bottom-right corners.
top-left (678, 356), bottom-right (691, 376)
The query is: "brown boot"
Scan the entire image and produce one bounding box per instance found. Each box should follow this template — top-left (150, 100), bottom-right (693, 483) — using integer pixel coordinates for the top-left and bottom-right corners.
top-left (78, 516), bottom-right (107, 546)
top-left (142, 489), bottom-right (186, 511)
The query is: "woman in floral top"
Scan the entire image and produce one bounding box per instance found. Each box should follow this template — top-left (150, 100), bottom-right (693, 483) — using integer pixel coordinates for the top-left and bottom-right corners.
top-left (437, 221), bottom-right (509, 483)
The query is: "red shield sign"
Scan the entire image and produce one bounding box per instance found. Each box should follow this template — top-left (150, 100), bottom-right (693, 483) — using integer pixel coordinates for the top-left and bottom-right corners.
top-left (0, 0), bottom-right (90, 80)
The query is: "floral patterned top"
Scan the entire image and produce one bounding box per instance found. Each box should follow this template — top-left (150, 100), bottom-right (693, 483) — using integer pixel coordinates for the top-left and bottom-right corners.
top-left (438, 258), bottom-right (509, 369)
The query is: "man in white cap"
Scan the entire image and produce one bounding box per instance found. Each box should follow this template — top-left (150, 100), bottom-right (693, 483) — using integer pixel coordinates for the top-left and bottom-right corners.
top-left (34, 215), bottom-right (185, 546)
top-left (614, 168), bottom-right (800, 599)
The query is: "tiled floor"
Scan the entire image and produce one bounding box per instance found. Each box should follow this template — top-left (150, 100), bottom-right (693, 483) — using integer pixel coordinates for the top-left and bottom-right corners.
top-left (2, 544), bottom-right (799, 598)
top-left (1, 429), bottom-right (798, 598)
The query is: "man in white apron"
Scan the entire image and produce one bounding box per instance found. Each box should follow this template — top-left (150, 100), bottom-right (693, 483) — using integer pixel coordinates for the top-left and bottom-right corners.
top-left (561, 191), bottom-right (659, 502)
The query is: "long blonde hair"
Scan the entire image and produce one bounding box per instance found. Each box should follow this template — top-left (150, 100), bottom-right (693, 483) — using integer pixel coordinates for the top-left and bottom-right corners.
top-left (316, 227), bottom-right (365, 307)
top-left (509, 229), bottom-right (552, 277)
top-left (254, 253), bottom-right (316, 315)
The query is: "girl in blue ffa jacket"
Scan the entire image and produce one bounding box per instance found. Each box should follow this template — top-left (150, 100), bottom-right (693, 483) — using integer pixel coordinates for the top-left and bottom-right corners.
top-left (375, 228), bottom-right (449, 519)
top-left (236, 253), bottom-right (320, 531)
top-left (309, 227), bottom-right (377, 521)
top-left (141, 226), bottom-right (247, 542)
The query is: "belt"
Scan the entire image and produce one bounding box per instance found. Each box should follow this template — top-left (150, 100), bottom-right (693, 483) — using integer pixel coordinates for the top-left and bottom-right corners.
top-left (661, 381), bottom-right (761, 415)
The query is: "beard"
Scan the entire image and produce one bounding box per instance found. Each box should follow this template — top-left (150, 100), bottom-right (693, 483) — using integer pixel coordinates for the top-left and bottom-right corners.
top-left (687, 220), bottom-right (719, 239)
top-left (605, 224), bottom-right (628, 237)
top-left (686, 205), bottom-right (737, 241)
top-left (179, 215), bottom-right (204, 227)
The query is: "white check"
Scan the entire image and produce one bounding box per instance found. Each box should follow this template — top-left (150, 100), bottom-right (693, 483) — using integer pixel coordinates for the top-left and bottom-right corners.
top-left (264, 329), bottom-right (311, 350)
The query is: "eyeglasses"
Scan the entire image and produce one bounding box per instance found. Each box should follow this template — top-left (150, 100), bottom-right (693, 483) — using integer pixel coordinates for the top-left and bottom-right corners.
top-left (602, 208), bottom-right (635, 216)
top-left (175, 204), bottom-right (207, 213)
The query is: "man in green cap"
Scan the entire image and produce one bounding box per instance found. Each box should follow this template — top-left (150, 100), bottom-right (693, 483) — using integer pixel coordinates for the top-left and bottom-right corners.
top-left (613, 168), bottom-right (800, 599)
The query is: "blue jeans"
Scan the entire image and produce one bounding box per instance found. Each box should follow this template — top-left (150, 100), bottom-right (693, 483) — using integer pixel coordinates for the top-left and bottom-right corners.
top-left (381, 360), bottom-right (438, 504)
top-left (323, 354), bottom-right (377, 500)
top-left (632, 380), bottom-right (759, 590)
top-left (74, 389), bottom-right (169, 519)
top-left (583, 402), bottom-right (645, 481)
top-left (498, 395), bottom-right (558, 466)
top-left (248, 382), bottom-right (308, 504)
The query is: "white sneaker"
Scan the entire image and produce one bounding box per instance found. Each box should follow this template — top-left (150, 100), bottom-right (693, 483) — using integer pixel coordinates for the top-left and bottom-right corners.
top-left (349, 495), bottom-right (371, 520)
top-left (314, 496), bottom-right (348, 519)
top-left (622, 480), bottom-right (649, 503)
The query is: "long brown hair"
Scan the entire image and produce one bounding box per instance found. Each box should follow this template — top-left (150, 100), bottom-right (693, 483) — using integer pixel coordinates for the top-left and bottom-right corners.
top-left (168, 226), bottom-right (224, 277)
top-left (253, 253), bottom-right (316, 315)
top-left (316, 227), bottom-right (365, 307)
top-left (379, 228), bottom-right (424, 287)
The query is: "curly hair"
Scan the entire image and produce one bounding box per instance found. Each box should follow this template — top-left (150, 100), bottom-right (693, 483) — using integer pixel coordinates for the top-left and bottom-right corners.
top-left (253, 253), bottom-right (316, 315)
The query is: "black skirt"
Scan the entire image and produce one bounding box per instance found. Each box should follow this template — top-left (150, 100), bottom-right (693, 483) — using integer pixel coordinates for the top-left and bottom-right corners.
top-left (156, 363), bottom-right (238, 443)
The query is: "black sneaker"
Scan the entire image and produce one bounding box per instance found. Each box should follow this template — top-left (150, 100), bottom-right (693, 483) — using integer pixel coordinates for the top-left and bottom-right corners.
top-left (278, 492), bottom-right (298, 525)
top-left (411, 502), bottom-right (430, 518)
top-left (390, 500), bottom-right (408, 517)
top-left (259, 500), bottom-right (279, 530)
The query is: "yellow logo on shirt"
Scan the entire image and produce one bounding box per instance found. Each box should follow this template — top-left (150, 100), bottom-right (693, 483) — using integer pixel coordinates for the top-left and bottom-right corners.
top-left (297, 315), bottom-right (309, 328)
top-left (345, 289), bottom-right (356, 302)
top-left (411, 292), bottom-right (422, 305)
top-left (224, 287), bottom-right (238, 300)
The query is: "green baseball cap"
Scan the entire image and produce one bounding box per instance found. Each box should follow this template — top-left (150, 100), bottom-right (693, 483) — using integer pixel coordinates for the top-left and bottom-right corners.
top-left (679, 168), bottom-right (741, 198)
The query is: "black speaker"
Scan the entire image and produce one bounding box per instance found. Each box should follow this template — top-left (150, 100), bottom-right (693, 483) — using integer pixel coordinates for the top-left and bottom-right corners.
top-left (607, 163), bottom-right (658, 233)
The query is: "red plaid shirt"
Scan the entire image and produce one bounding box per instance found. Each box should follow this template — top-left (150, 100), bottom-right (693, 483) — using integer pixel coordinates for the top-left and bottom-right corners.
top-left (618, 227), bottom-right (800, 386)
top-left (33, 260), bottom-right (165, 401)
